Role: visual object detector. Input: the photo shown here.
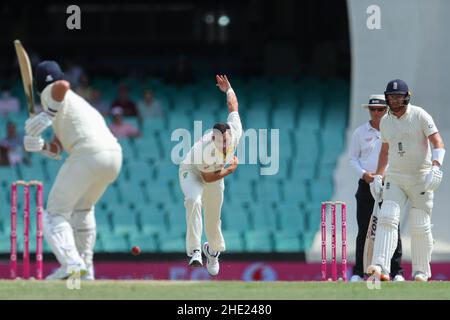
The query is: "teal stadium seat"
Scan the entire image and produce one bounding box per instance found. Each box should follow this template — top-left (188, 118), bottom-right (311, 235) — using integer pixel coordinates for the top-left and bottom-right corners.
top-left (320, 128), bottom-right (345, 165)
top-left (197, 94), bottom-right (221, 112)
top-left (279, 209), bottom-right (306, 233)
top-left (248, 203), bottom-right (278, 232)
top-left (282, 180), bottom-right (308, 204)
top-left (222, 230), bottom-right (245, 252)
top-left (168, 111), bottom-right (192, 131)
top-left (255, 179), bottom-right (281, 206)
top-left (142, 118), bottom-right (166, 136)
top-left (244, 230), bottom-right (273, 252)
top-left (124, 159), bottom-right (152, 182)
top-left (173, 94), bottom-right (195, 113)
top-left (101, 234), bottom-right (129, 252)
top-left (128, 234), bottom-right (158, 252)
top-left (0, 167), bottom-right (19, 186)
top-left (0, 235), bottom-right (9, 253)
top-left (272, 108), bottom-right (295, 130)
top-left (245, 109), bottom-right (269, 129)
top-left (138, 204), bottom-right (167, 235)
top-left (274, 231), bottom-right (303, 252)
top-left (229, 181), bottom-right (254, 204)
top-left (158, 230), bottom-right (185, 252)
top-left (297, 97), bottom-right (322, 132)
top-left (165, 203), bottom-right (185, 234)
top-left (310, 178), bottom-right (333, 203)
top-left (192, 111), bottom-right (215, 129)
top-left (293, 131), bottom-right (320, 163)
top-left (278, 128), bottom-right (294, 158)
top-left (132, 136), bottom-right (160, 161)
top-left (291, 161), bottom-right (316, 183)
top-left (110, 209), bottom-right (139, 236)
top-left (223, 203), bottom-right (250, 232)
top-left (117, 179), bottom-right (148, 205)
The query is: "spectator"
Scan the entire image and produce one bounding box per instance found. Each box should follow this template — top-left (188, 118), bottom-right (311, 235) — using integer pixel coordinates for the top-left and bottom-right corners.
top-left (137, 89), bottom-right (164, 118)
top-left (0, 86), bottom-right (20, 116)
top-left (0, 122), bottom-right (25, 165)
top-left (91, 89), bottom-right (110, 116)
top-left (75, 74), bottom-right (94, 101)
top-left (109, 107), bottom-right (140, 139)
top-left (111, 84), bottom-right (139, 117)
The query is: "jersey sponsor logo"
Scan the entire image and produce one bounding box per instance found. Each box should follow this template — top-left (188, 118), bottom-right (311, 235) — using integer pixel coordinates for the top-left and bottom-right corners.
top-left (182, 172), bottom-right (188, 179)
top-left (428, 124), bottom-right (434, 129)
top-left (365, 137), bottom-right (373, 142)
top-left (397, 142), bottom-right (405, 157)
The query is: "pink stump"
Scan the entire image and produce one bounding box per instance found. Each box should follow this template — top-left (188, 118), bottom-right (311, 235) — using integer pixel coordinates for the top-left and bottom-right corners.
top-left (23, 184), bottom-right (30, 279)
top-left (35, 183), bottom-right (44, 280)
top-left (10, 183), bottom-right (18, 279)
top-left (331, 203), bottom-right (337, 281)
top-left (341, 203), bottom-right (347, 281)
top-left (321, 203), bottom-right (327, 281)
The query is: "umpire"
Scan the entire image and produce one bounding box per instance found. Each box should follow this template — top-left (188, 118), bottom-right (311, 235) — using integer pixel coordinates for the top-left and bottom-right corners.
top-left (349, 94), bottom-right (404, 282)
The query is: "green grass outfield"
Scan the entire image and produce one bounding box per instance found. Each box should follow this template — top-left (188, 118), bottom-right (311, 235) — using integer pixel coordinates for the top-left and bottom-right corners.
top-left (0, 280), bottom-right (450, 300)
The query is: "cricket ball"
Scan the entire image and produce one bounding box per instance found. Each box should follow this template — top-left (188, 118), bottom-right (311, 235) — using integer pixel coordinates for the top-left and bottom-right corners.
top-left (131, 246), bottom-right (141, 256)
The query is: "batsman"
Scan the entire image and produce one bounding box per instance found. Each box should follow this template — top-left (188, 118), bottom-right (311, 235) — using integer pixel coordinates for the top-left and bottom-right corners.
top-left (368, 79), bottom-right (445, 281)
top-left (23, 61), bottom-right (122, 280)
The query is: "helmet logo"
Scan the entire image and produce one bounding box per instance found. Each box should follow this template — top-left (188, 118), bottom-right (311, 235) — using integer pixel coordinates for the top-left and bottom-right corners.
top-left (45, 75), bottom-right (54, 82)
top-left (393, 82), bottom-right (397, 90)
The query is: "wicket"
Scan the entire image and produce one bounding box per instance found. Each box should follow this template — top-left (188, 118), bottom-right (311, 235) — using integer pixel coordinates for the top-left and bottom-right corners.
top-left (10, 180), bottom-right (44, 280)
top-left (321, 201), bottom-right (347, 281)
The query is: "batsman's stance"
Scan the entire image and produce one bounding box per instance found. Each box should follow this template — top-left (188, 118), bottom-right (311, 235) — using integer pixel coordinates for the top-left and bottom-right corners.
top-left (179, 75), bottom-right (242, 276)
top-left (368, 79), bottom-right (445, 281)
top-left (23, 61), bottom-right (122, 280)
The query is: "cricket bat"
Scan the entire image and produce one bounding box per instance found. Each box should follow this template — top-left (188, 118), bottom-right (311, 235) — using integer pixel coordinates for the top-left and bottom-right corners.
top-left (363, 200), bottom-right (379, 274)
top-left (14, 40), bottom-right (36, 116)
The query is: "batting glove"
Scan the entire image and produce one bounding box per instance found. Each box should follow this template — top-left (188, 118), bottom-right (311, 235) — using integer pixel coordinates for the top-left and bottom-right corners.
top-left (369, 174), bottom-right (383, 201)
top-left (424, 165), bottom-right (443, 192)
top-left (25, 112), bottom-right (53, 137)
top-left (23, 135), bottom-right (45, 152)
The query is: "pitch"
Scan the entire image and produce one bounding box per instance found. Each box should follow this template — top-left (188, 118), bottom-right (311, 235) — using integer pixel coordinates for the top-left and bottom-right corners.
top-left (0, 280), bottom-right (449, 300)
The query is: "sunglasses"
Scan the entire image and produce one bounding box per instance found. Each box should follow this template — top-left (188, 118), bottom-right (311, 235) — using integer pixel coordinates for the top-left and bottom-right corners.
top-left (369, 107), bottom-right (387, 112)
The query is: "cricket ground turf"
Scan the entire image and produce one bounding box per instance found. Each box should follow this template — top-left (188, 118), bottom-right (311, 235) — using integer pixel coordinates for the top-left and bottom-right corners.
top-left (0, 280), bottom-right (449, 300)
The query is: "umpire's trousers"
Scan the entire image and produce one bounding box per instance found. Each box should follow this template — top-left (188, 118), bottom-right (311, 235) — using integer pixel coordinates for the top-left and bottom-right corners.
top-left (353, 179), bottom-right (403, 277)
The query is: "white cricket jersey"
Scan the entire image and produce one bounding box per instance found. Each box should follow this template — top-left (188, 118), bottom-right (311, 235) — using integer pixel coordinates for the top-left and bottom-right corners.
top-left (380, 104), bottom-right (438, 178)
top-left (180, 111), bottom-right (243, 173)
top-left (41, 84), bottom-right (121, 156)
top-left (349, 121), bottom-right (382, 179)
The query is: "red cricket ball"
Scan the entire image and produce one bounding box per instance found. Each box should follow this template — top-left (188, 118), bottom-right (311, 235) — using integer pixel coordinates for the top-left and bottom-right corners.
top-left (131, 246), bottom-right (141, 256)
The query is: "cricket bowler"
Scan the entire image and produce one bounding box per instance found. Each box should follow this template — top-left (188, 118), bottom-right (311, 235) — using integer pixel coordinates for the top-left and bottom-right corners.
top-left (23, 61), bottom-right (122, 280)
top-left (368, 79), bottom-right (445, 281)
top-left (179, 75), bottom-right (242, 276)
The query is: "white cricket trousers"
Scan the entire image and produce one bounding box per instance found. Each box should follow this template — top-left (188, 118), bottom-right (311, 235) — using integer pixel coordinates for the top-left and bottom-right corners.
top-left (179, 168), bottom-right (225, 255)
top-left (47, 149), bottom-right (123, 219)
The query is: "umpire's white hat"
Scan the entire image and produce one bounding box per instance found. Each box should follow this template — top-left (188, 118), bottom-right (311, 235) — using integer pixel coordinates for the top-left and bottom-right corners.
top-left (361, 94), bottom-right (387, 108)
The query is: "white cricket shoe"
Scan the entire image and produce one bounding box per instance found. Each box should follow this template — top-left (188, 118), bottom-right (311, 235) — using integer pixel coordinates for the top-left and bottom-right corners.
top-left (393, 274), bottom-right (405, 282)
top-left (203, 242), bottom-right (220, 276)
top-left (81, 264), bottom-right (95, 281)
top-left (350, 275), bottom-right (363, 282)
top-left (46, 262), bottom-right (87, 280)
top-left (414, 272), bottom-right (429, 282)
top-left (189, 250), bottom-right (203, 267)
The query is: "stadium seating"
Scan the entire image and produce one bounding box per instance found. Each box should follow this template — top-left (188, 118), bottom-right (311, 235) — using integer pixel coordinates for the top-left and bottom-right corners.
top-left (0, 76), bottom-right (349, 254)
